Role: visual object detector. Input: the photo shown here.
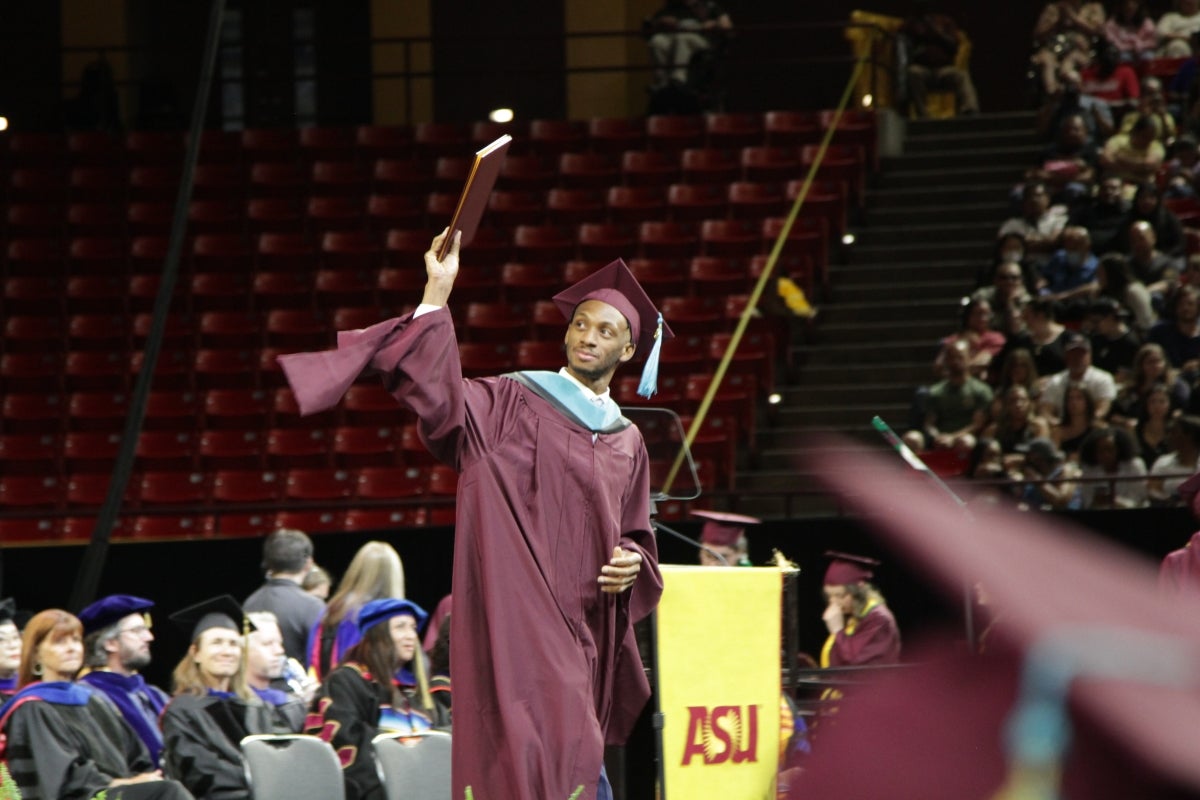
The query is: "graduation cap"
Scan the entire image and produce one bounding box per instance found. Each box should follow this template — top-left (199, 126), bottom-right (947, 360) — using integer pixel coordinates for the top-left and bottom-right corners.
top-left (169, 595), bottom-right (255, 642)
top-left (77, 594), bottom-right (154, 636)
top-left (551, 259), bottom-right (675, 398)
top-left (692, 509), bottom-right (759, 549)
top-left (792, 438), bottom-right (1200, 798)
top-left (357, 598), bottom-right (428, 636)
top-left (823, 551), bottom-right (880, 586)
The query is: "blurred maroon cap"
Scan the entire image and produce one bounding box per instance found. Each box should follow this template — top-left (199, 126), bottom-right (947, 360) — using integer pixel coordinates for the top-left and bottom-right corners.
top-left (823, 550), bottom-right (879, 586)
top-left (791, 437), bottom-right (1200, 798)
top-left (692, 509), bottom-right (759, 548)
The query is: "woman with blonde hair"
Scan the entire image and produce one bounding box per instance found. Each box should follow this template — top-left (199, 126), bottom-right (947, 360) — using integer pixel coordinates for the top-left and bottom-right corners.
top-left (1110, 342), bottom-right (1190, 425)
top-left (160, 596), bottom-right (296, 800)
top-left (1, 609), bottom-right (191, 799)
top-left (307, 540), bottom-right (406, 679)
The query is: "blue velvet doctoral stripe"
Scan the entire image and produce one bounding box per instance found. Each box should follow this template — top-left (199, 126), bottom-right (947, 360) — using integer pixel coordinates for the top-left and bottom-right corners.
top-left (0, 680), bottom-right (93, 718)
top-left (79, 671), bottom-right (168, 764)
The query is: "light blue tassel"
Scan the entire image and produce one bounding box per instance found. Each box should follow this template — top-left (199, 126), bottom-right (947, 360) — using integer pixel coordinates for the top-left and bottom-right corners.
top-left (636, 314), bottom-right (664, 398)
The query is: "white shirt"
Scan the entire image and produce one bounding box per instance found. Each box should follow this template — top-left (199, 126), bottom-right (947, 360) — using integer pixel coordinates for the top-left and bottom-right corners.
top-left (1039, 365), bottom-right (1117, 416)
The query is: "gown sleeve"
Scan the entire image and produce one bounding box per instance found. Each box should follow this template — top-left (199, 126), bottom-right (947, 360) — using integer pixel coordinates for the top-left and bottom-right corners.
top-left (828, 606), bottom-right (901, 666)
top-left (304, 668), bottom-right (384, 800)
top-left (7, 700), bottom-right (113, 800)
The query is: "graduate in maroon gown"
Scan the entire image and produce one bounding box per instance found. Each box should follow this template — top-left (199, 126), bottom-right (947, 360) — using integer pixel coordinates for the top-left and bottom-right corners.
top-left (820, 552), bottom-right (902, 667)
top-left (1160, 471), bottom-right (1200, 599)
top-left (280, 230), bottom-right (667, 800)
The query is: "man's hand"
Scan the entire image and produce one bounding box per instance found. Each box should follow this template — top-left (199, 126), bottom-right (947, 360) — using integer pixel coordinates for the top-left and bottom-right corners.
top-left (822, 601), bottom-right (845, 634)
top-left (422, 228), bottom-right (461, 307)
top-left (598, 546), bottom-right (642, 594)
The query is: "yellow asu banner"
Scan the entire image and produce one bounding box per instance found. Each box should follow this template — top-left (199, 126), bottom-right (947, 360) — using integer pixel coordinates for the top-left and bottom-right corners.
top-left (657, 565), bottom-right (781, 799)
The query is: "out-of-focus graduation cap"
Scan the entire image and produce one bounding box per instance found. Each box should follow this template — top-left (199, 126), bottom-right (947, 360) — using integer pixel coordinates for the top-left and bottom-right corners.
top-left (169, 595), bottom-right (255, 641)
top-left (823, 551), bottom-right (879, 586)
top-left (357, 598), bottom-right (428, 636)
top-left (692, 509), bottom-right (759, 548)
top-left (792, 439), bottom-right (1200, 798)
top-left (77, 594), bottom-right (154, 636)
top-left (551, 259), bottom-right (675, 397)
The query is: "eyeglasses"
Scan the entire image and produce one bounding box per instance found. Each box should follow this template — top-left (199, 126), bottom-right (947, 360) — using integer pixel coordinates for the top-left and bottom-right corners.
top-left (0, 633), bottom-right (19, 646)
top-left (117, 624), bottom-right (151, 637)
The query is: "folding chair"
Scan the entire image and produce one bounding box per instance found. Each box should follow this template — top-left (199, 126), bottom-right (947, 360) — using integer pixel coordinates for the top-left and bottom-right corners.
top-left (356, 125), bottom-right (414, 161)
top-left (558, 153), bottom-right (620, 189)
top-left (680, 147), bottom-right (739, 185)
top-left (247, 197), bottom-right (306, 235)
top-left (587, 116), bottom-right (645, 153)
top-left (372, 731), bottom-right (452, 800)
top-left (605, 185), bottom-right (666, 223)
top-left (704, 112), bottom-right (765, 150)
top-left (545, 188), bottom-right (604, 227)
top-left (529, 118), bottom-right (587, 156)
top-left (620, 149), bottom-right (680, 188)
top-left (646, 114), bottom-right (705, 151)
top-left (241, 734), bottom-right (346, 800)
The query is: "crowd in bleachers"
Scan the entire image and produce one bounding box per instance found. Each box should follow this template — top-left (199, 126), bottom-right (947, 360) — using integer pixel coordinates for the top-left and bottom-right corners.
top-left (907, 0), bottom-right (1200, 510)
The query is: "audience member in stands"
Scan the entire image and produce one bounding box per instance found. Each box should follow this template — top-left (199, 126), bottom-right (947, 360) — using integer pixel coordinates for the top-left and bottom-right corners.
top-left (1163, 133), bottom-right (1200, 197)
top-left (1111, 342), bottom-right (1191, 425)
top-left (1124, 221), bottom-right (1181, 306)
top-left (308, 540), bottom-right (406, 680)
top-left (974, 260), bottom-right (1033, 336)
top-left (1018, 436), bottom-right (1083, 509)
top-left (937, 296), bottom-right (1006, 379)
top-left (984, 384), bottom-right (1052, 458)
top-left (901, 0), bottom-right (979, 117)
top-left (1031, 0), bottom-right (1106, 97)
top-left (1077, 426), bottom-right (1149, 507)
top-left (646, 0), bottom-right (732, 89)
top-left (0, 598), bottom-right (20, 701)
top-left (967, 436), bottom-right (1012, 481)
top-left (302, 565), bottom-right (332, 601)
top-left (993, 347), bottom-right (1042, 403)
top-left (1100, 115), bottom-right (1166, 184)
top-left (305, 598), bottom-right (449, 800)
top-left (998, 182), bottom-right (1069, 261)
top-left (1149, 283), bottom-right (1200, 373)
top-left (693, 509), bottom-right (757, 567)
top-left (1038, 225), bottom-right (1100, 317)
top-left (820, 553), bottom-right (901, 667)
top-left (1135, 382), bottom-right (1176, 465)
top-left (1094, 252), bottom-right (1157, 333)
top-left (913, 339), bottom-right (994, 451)
top-left (1088, 296), bottom-right (1143, 379)
top-left (1148, 414), bottom-right (1200, 502)
top-left (1105, 0), bottom-right (1159, 61)
top-left (1027, 113), bottom-right (1099, 204)
top-left (2, 609), bottom-right (192, 800)
top-left (1052, 383), bottom-right (1101, 459)
top-left (243, 528), bottom-right (325, 666)
top-left (161, 597), bottom-right (298, 800)
top-left (1117, 76), bottom-right (1177, 141)
top-left (1068, 175), bottom-right (1131, 254)
top-left (78, 595), bottom-right (171, 768)
top-left (1004, 296), bottom-right (1070, 377)
top-left (1070, 40), bottom-right (1142, 134)
top-left (1158, 0), bottom-right (1200, 57)
top-left (1116, 181), bottom-right (1186, 258)
top-left (1038, 331), bottom-right (1118, 422)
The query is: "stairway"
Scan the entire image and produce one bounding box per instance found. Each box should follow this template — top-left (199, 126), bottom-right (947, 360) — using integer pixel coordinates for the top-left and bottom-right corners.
top-left (736, 110), bottom-right (1041, 517)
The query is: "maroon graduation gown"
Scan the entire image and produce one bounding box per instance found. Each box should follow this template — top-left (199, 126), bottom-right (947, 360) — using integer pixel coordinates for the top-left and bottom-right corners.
top-left (824, 602), bottom-right (902, 667)
top-left (369, 308), bottom-right (663, 800)
top-left (1159, 531), bottom-right (1200, 599)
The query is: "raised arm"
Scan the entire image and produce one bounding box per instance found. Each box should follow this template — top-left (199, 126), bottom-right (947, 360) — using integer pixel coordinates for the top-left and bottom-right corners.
top-left (421, 229), bottom-right (461, 308)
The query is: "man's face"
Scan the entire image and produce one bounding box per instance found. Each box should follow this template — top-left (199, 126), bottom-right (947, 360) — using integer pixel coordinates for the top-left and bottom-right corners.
top-left (108, 612), bottom-right (153, 673)
top-left (192, 627), bottom-right (242, 682)
top-left (563, 300), bottom-right (635, 384)
top-left (1062, 116), bottom-right (1088, 148)
top-left (994, 264), bottom-right (1024, 297)
top-left (0, 622), bottom-right (20, 674)
top-left (943, 343), bottom-right (969, 376)
top-left (700, 544), bottom-right (740, 567)
top-left (1066, 346), bottom-right (1091, 376)
top-left (823, 585), bottom-right (856, 616)
top-left (246, 621), bottom-right (285, 684)
top-left (1024, 186), bottom-right (1049, 217)
top-left (1099, 178), bottom-right (1124, 205)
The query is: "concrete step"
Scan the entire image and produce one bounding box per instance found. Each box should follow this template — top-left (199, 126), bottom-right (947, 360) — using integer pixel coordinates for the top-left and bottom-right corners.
top-left (865, 202), bottom-right (1008, 226)
top-left (829, 278), bottom-right (968, 304)
top-left (907, 111), bottom-right (1038, 137)
top-left (877, 163), bottom-right (1021, 188)
top-left (774, 401), bottom-right (911, 427)
top-left (752, 425), bottom-right (898, 451)
top-left (791, 358), bottom-right (931, 385)
top-left (851, 238), bottom-right (993, 263)
top-left (776, 381), bottom-right (917, 406)
top-left (855, 221), bottom-right (997, 247)
top-left (805, 317), bottom-right (951, 344)
top-left (884, 144), bottom-right (1044, 172)
top-left (829, 260), bottom-right (974, 284)
top-left (867, 182), bottom-right (1011, 209)
top-left (813, 297), bottom-right (964, 324)
top-left (792, 338), bottom-right (939, 365)
top-left (905, 128), bottom-right (1042, 153)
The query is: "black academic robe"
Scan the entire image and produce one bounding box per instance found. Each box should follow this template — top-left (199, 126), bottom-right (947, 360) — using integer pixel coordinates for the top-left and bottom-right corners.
top-left (4, 690), bottom-right (189, 800)
top-left (369, 308), bottom-right (663, 800)
top-left (161, 692), bottom-right (293, 800)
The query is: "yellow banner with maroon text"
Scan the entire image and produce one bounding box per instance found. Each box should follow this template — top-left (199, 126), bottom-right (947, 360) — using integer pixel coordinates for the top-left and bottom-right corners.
top-left (657, 565), bottom-right (781, 799)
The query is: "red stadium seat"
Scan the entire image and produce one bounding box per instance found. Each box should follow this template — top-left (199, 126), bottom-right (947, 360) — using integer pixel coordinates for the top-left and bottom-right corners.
top-left (61, 430), bottom-right (121, 473)
top-left (266, 428), bottom-right (330, 470)
top-left (514, 339), bottom-right (565, 371)
top-left (0, 518), bottom-right (63, 543)
top-left (241, 128), bottom-right (298, 163)
top-left (0, 433), bottom-right (60, 476)
top-left (458, 342), bottom-right (516, 378)
top-left (763, 110), bottom-right (821, 147)
top-left (704, 112), bottom-right (765, 149)
top-left (68, 313), bottom-right (130, 352)
top-left (194, 348), bottom-right (260, 390)
top-left (7, 202), bottom-right (64, 239)
top-left (132, 348), bottom-right (194, 391)
top-left (587, 117), bottom-right (645, 153)
top-left (128, 515), bottom-right (210, 540)
top-left (65, 351), bottom-right (130, 392)
top-left (247, 197), bottom-right (305, 235)
top-left (636, 221), bottom-right (696, 259)
top-left (355, 465), bottom-right (428, 499)
top-left (198, 310), bottom-right (262, 348)
top-left (203, 389), bottom-right (271, 429)
top-left (688, 256), bottom-right (751, 296)
top-left (305, 195), bottom-right (366, 235)
top-left (210, 511), bottom-right (276, 538)
top-left (3, 393), bottom-right (65, 434)
top-left (188, 199), bottom-right (242, 236)
top-left (313, 267), bottom-right (377, 310)
top-left (740, 146), bottom-right (801, 185)
top-left (284, 467), bottom-right (356, 501)
top-left (134, 430), bottom-right (196, 472)
top-left (1, 353), bottom-right (62, 393)
top-left (577, 222), bottom-right (636, 262)
top-left (253, 271), bottom-right (312, 311)
top-left (605, 186), bottom-right (666, 223)
top-left (464, 303), bottom-right (529, 343)
top-left (372, 158), bottom-right (434, 195)
top-left (366, 193), bottom-right (423, 232)
top-left (65, 274), bottom-right (127, 314)
top-left (212, 468), bottom-right (284, 502)
top-left (513, 224), bottom-right (575, 264)
top-left (498, 154), bottom-right (558, 192)
top-left (399, 424), bottom-right (438, 467)
top-left (249, 161), bottom-right (306, 198)
top-left (666, 183), bottom-right (726, 221)
top-left (426, 464), bottom-right (460, 496)
top-left (413, 122), bottom-right (468, 157)
top-left (427, 191), bottom-right (461, 232)
top-left (680, 147), bottom-right (739, 185)
top-left (5, 316), bottom-right (64, 354)
top-left (699, 219), bottom-right (761, 257)
top-left (68, 166), bottom-right (125, 204)
top-left (144, 391), bottom-right (202, 431)
top-left (727, 181), bottom-right (786, 220)
top-left (67, 203), bottom-right (124, 238)
top-left (545, 189), bottom-right (605, 226)
top-left (190, 163), bottom-right (243, 201)
top-left (265, 308), bottom-right (331, 350)
top-left (342, 384), bottom-right (401, 427)
top-left (5, 276), bottom-right (62, 315)
top-left (558, 153), bottom-right (620, 189)
top-left (0, 475), bottom-right (62, 508)
top-left (646, 115), bottom-right (705, 151)
top-left (256, 232), bottom-right (319, 272)
top-left (471, 119), bottom-right (525, 150)
top-left (126, 130), bottom-right (185, 165)
top-left (191, 233), bottom-right (254, 274)
top-left (355, 125), bottom-right (414, 161)
top-left (67, 391), bottom-right (128, 432)
top-left (9, 167), bottom-right (67, 204)
top-left (138, 470), bottom-right (210, 507)
top-left (198, 429), bottom-right (265, 469)
top-left (529, 118), bottom-right (587, 156)
top-left (66, 473), bottom-right (117, 507)
top-left (434, 155), bottom-right (473, 192)
top-left (310, 159), bottom-right (368, 197)
top-left (331, 306), bottom-right (382, 331)
top-left (500, 262), bottom-right (562, 304)
top-left (272, 510), bottom-right (346, 534)
top-left (6, 239), bottom-right (64, 278)
top-left (332, 426), bottom-right (398, 469)
top-left (628, 258), bottom-right (688, 300)
top-left (68, 131), bottom-right (123, 165)
top-left (344, 508), bottom-right (429, 530)
top-left (620, 150), bottom-right (681, 188)
top-left (271, 387), bottom-right (335, 431)
top-left (659, 296), bottom-right (723, 337)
